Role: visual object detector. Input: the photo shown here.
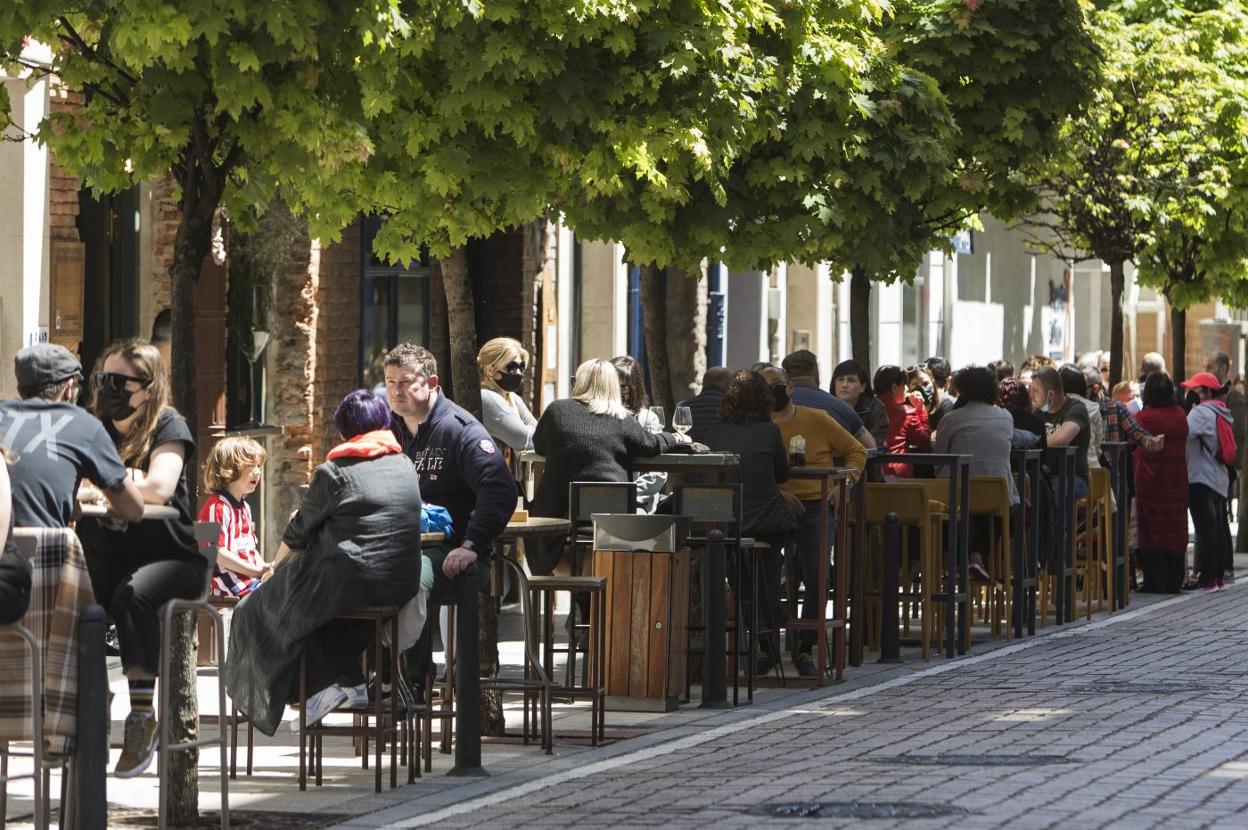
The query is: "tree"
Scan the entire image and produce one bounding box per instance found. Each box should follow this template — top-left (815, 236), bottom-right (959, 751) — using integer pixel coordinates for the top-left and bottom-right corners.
top-left (1, 5), bottom-right (408, 820)
top-left (1022, 4), bottom-right (1244, 387)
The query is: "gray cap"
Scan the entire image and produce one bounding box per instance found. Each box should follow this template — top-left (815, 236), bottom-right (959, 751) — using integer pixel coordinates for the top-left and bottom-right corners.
top-left (15, 343), bottom-right (82, 388)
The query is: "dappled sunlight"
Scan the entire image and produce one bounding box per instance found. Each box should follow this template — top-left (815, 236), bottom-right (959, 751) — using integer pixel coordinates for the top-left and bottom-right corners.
top-left (991, 708), bottom-right (1072, 723)
top-left (1208, 762), bottom-right (1248, 780)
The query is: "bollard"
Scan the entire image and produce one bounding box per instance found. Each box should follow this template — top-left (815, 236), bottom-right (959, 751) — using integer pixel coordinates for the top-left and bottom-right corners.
top-left (878, 513), bottom-right (902, 664)
top-left (448, 568), bottom-right (487, 777)
top-left (73, 604), bottom-right (108, 830)
top-left (700, 530), bottom-right (730, 708)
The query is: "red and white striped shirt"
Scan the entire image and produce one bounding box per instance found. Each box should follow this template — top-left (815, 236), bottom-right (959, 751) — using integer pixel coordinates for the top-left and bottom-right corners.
top-left (198, 491), bottom-right (263, 597)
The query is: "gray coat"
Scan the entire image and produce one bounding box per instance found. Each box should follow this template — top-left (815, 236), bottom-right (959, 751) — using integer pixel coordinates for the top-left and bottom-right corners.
top-left (224, 452), bottom-right (423, 735)
top-left (933, 402), bottom-right (1018, 505)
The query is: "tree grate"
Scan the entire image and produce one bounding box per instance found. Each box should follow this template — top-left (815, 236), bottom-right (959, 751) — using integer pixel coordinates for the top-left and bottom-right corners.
top-left (756, 802), bottom-right (970, 820)
top-left (871, 754), bottom-right (1072, 767)
top-left (1067, 682), bottom-right (1208, 695)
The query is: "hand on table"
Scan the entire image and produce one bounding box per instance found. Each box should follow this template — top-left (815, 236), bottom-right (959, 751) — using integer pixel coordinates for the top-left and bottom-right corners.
top-left (442, 546), bottom-right (479, 577)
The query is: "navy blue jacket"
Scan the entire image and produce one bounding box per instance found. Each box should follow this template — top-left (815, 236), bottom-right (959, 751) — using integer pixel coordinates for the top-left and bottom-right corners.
top-left (393, 392), bottom-right (516, 563)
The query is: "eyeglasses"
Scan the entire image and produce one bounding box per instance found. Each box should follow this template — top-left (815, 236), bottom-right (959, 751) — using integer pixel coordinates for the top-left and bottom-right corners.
top-left (504, 361), bottom-right (526, 373)
top-left (93, 372), bottom-right (152, 393)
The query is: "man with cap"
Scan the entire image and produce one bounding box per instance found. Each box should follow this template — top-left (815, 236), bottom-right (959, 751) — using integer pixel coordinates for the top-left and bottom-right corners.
top-left (1181, 371), bottom-right (1235, 590)
top-left (1, 343), bottom-right (144, 528)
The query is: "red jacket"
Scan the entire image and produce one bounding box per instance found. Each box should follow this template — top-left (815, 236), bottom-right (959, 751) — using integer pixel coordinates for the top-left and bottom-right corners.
top-left (881, 394), bottom-right (932, 477)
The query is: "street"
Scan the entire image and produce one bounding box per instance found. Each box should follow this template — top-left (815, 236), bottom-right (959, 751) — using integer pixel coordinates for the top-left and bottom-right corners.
top-left (342, 585), bottom-right (1248, 830)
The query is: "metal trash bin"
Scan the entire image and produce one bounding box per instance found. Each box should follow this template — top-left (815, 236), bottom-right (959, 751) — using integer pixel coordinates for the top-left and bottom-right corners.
top-left (591, 514), bottom-right (693, 712)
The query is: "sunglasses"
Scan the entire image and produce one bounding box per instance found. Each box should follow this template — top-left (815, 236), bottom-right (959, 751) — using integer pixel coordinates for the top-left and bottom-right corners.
top-left (504, 361), bottom-right (526, 373)
top-left (93, 371), bottom-right (152, 393)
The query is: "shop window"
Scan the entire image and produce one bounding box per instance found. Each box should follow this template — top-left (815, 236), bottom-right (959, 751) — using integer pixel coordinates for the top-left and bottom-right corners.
top-left (359, 216), bottom-right (431, 390)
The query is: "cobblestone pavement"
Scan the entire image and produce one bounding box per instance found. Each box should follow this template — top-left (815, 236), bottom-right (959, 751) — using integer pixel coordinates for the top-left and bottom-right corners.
top-left (349, 585), bottom-right (1248, 830)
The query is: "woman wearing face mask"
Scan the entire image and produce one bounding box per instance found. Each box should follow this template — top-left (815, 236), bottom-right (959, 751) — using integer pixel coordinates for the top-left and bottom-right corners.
top-left (478, 337), bottom-right (536, 463)
top-left (77, 339), bottom-right (203, 778)
top-left (873, 365), bottom-right (931, 479)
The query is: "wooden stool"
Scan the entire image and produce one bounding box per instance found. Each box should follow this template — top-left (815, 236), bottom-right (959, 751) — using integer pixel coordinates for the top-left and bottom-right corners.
top-left (529, 575), bottom-right (606, 745)
top-left (298, 605), bottom-right (406, 794)
top-left (205, 594), bottom-right (254, 778)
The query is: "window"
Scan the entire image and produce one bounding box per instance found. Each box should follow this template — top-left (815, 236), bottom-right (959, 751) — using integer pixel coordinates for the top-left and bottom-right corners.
top-left (359, 216), bottom-right (432, 389)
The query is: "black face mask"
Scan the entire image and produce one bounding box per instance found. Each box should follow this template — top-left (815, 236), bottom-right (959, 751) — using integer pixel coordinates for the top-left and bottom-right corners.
top-left (497, 373), bottom-right (523, 394)
top-left (98, 387), bottom-right (137, 422)
top-left (771, 383), bottom-right (791, 412)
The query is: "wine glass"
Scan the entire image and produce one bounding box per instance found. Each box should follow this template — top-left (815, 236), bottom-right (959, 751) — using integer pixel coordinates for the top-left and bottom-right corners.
top-left (673, 406), bottom-right (693, 438)
top-left (647, 406), bottom-right (665, 434)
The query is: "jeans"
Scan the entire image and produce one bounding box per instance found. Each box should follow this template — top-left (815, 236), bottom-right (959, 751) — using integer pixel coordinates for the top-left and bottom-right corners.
top-left (784, 501), bottom-right (837, 653)
top-left (1190, 484), bottom-right (1229, 586)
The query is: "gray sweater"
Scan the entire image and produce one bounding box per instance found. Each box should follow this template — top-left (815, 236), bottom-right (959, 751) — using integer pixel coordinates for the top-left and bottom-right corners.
top-left (1187, 402), bottom-right (1232, 493)
top-left (481, 386), bottom-right (537, 452)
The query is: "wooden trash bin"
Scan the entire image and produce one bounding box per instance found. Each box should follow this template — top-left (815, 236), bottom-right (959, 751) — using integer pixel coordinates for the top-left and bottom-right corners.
top-left (591, 514), bottom-right (692, 712)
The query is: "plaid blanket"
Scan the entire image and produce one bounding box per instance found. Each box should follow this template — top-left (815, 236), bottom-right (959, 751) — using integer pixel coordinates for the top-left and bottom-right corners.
top-left (0, 528), bottom-right (93, 757)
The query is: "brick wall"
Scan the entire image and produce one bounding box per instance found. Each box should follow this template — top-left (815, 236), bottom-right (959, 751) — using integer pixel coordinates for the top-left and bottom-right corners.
top-left (141, 175), bottom-right (178, 329)
top-left (46, 87), bottom-right (82, 242)
top-left (311, 219), bottom-right (362, 460)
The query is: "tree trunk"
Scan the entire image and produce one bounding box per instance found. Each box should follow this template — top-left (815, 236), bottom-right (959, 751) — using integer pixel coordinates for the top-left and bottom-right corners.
top-left (1170, 303), bottom-right (1187, 383)
top-left (165, 162), bottom-right (221, 828)
top-left (640, 265), bottom-right (675, 417)
top-left (437, 247), bottom-right (504, 736)
top-left (1108, 260), bottom-right (1126, 390)
top-left (850, 265), bottom-right (871, 366)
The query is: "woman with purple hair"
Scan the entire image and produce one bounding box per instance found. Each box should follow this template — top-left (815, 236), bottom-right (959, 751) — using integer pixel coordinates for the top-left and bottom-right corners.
top-left (224, 390), bottom-right (423, 735)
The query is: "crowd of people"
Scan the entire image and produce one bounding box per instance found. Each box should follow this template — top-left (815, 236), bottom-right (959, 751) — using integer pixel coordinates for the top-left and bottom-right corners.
top-left (0, 330), bottom-right (1240, 782)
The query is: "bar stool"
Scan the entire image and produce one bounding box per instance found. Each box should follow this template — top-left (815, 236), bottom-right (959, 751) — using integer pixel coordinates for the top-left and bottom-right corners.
top-left (0, 535), bottom-right (44, 830)
top-left (205, 594), bottom-right (254, 778)
top-left (158, 522), bottom-right (228, 830)
top-left (297, 605), bottom-right (405, 793)
top-left (528, 574), bottom-right (606, 746)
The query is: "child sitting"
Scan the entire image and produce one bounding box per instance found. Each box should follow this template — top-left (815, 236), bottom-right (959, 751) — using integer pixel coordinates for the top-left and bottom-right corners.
top-left (199, 436), bottom-right (271, 597)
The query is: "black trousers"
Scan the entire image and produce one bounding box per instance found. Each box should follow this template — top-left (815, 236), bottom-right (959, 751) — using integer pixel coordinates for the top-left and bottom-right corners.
top-left (1189, 484), bottom-right (1229, 587)
top-left (0, 546), bottom-right (31, 624)
top-left (1136, 550), bottom-right (1185, 593)
top-left (85, 550), bottom-right (206, 675)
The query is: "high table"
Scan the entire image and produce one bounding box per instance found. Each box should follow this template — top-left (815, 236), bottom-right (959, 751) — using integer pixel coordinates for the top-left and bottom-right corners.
top-left (1100, 442), bottom-right (1131, 610)
top-left (785, 466), bottom-right (857, 683)
top-left (1010, 449), bottom-right (1043, 637)
top-left (864, 453), bottom-right (973, 659)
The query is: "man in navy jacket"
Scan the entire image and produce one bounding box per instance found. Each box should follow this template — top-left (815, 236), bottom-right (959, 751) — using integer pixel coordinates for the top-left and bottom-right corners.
top-left (386, 343), bottom-right (515, 582)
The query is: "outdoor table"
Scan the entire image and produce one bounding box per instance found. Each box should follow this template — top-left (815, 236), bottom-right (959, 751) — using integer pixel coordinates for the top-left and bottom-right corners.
top-left (864, 453), bottom-right (972, 659)
top-left (1045, 446), bottom-right (1079, 624)
top-left (784, 466), bottom-right (856, 683)
top-left (1100, 442), bottom-right (1131, 610)
top-left (1010, 448), bottom-right (1043, 637)
top-left (518, 450), bottom-right (742, 502)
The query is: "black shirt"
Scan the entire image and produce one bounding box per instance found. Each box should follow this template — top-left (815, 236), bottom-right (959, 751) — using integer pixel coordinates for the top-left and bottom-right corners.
top-left (702, 420), bottom-right (796, 540)
top-left (677, 389), bottom-right (723, 445)
top-left (78, 408), bottom-right (199, 562)
top-left (0, 400), bottom-right (128, 528)
top-left (1044, 397), bottom-right (1091, 480)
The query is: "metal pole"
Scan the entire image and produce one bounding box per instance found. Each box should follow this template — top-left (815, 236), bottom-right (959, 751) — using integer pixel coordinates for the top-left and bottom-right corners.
top-left (448, 569), bottom-right (486, 777)
top-left (73, 604), bottom-right (108, 830)
top-left (700, 530), bottom-right (730, 708)
top-left (878, 513), bottom-right (902, 664)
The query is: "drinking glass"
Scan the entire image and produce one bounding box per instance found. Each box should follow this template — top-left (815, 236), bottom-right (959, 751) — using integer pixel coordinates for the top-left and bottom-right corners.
top-left (673, 406), bottom-right (693, 437)
top-left (648, 406), bottom-right (665, 434)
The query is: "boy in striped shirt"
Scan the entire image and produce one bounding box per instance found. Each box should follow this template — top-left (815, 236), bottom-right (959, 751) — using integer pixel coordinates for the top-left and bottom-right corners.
top-left (199, 437), bottom-right (271, 596)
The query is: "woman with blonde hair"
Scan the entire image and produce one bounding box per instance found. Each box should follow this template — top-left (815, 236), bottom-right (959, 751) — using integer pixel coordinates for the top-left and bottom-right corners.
top-left (527, 358), bottom-right (682, 574)
top-left (77, 339), bottom-right (203, 777)
top-left (478, 336), bottom-right (536, 458)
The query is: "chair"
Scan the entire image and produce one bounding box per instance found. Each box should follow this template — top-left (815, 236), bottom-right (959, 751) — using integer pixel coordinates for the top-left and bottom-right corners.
top-left (864, 483), bottom-right (945, 661)
top-left (297, 606), bottom-right (407, 793)
top-left (675, 484), bottom-right (780, 703)
top-left (489, 547), bottom-right (554, 753)
top-left (1075, 468), bottom-right (1112, 620)
top-left (528, 574), bottom-right (606, 746)
top-left (204, 594), bottom-right (254, 778)
top-left (158, 521), bottom-right (228, 830)
top-left (0, 535), bottom-right (44, 830)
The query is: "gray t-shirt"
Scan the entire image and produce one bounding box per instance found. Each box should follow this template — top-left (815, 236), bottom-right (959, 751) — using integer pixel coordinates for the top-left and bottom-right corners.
top-left (0, 400), bottom-right (128, 528)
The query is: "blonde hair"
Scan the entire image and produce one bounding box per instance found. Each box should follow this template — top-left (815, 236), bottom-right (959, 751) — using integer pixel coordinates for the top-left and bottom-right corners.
top-left (571, 359), bottom-right (629, 419)
top-left (92, 339), bottom-right (175, 467)
top-left (203, 437), bottom-right (268, 492)
top-left (477, 337), bottom-right (529, 390)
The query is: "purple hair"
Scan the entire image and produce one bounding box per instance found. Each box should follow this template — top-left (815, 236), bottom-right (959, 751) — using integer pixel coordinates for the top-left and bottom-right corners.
top-left (334, 390), bottom-right (393, 438)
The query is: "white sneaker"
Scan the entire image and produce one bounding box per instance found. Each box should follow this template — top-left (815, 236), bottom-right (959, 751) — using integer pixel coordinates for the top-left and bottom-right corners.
top-left (342, 682), bottom-right (369, 709)
top-left (304, 684), bottom-right (348, 726)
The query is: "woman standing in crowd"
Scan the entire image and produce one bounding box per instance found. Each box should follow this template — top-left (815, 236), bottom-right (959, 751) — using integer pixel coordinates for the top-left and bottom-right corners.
top-left (77, 340), bottom-right (203, 777)
top-left (832, 359), bottom-right (889, 446)
top-left (1133, 372), bottom-right (1189, 593)
top-left (225, 390), bottom-right (423, 734)
top-left (1182, 372), bottom-right (1234, 591)
top-left (478, 337), bottom-right (536, 462)
top-left (873, 365), bottom-right (931, 478)
top-left (529, 358), bottom-right (682, 575)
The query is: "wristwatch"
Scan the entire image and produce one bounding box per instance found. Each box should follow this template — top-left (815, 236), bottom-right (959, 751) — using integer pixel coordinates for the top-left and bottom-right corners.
top-left (459, 539), bottom-right (478, 553)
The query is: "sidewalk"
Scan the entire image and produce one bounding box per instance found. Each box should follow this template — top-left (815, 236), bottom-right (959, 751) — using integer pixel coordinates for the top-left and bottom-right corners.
top-left (4, 550), bottom-right (1244, 827)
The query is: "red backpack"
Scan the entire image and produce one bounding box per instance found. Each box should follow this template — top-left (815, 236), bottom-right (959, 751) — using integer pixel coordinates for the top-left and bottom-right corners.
top-left (1207, 403), bottom-right (1238, 466)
